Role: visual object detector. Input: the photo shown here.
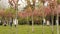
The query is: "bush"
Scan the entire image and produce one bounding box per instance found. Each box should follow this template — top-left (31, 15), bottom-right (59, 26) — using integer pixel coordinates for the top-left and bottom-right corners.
top-left (18, 18), bottom-right (27, 25)
top-left (18, 16), bottom-right (43, 25)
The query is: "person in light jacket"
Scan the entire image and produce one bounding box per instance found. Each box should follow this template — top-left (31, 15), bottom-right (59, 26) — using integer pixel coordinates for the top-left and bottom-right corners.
top-left (13, 18), bottom-right (18, 27)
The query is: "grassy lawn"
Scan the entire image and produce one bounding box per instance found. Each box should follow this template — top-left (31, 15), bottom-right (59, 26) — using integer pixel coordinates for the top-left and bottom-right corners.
top-left (0, 25), bottom-right (60, 34)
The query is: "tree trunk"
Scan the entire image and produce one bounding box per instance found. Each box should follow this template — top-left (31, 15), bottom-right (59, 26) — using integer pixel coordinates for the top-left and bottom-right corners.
top-left (56, 13), bottom-right (59, 34)
top-left (31, 7), bottom-right (34, 32)
top-left (27, 15), bottom-right (30, 34)
top-left (51, 16), bottom-right (54, 34)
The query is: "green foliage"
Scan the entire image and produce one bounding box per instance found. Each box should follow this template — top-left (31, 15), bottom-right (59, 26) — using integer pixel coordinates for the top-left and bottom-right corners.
top-left (18, 16), bottom-right (43, 25)
top-left (5, 7), bottom-right (16, 14)
top-left (5, 7), bottom-right (16, 18)
top-left (18, 18), bottom-right (27, 25)
top-left (57, 0), bottom-right (60, 4)
top-left (0, 6), bottom-right (1, 9)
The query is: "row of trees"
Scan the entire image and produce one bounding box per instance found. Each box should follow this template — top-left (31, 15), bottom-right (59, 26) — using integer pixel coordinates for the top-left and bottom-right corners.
top-left (0, 0), bottom-right (60, 34)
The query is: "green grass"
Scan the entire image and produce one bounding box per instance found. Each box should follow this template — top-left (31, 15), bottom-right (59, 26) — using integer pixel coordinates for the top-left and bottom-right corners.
top-left (0, 25), bottom-right (60, 34)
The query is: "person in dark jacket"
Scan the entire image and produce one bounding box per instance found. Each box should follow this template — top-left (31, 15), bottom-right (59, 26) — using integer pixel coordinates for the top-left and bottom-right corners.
top-left (9, 18), bottom-right (13, 27)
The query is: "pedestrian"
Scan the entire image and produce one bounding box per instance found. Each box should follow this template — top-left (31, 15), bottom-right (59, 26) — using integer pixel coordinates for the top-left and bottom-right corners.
top-left (13, 19), bottom-right (18, 27)
top-left (9, 18), bottom-right (13, 27)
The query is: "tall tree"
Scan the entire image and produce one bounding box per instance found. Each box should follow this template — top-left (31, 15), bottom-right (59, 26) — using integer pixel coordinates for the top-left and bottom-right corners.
top-left (49, 0), bottom-right (57, 34)
top-left (8, 0), bottom-right (19, 18)
top-left (26, 0), bottom-right (36, 32)
top-left (38, 0), bottom-right (45, 34)
top-left (56, 0), bottom-right (59, 34)
top-left (8, 0), bottom-right (19, 34)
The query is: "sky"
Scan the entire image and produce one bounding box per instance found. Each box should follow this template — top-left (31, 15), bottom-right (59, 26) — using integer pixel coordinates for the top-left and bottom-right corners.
top-left (0, 0), bottom-right (39, 10)
top-left (0, 0), bottom-right (9, 8)
top-left (0, 0), bottom-right (27, 10)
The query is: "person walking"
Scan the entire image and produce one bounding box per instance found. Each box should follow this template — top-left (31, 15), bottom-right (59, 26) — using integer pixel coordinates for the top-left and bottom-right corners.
top-left (13, 18), bottom-right (18, 27)
top-left (9, 18), bottom-right (13, 27)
